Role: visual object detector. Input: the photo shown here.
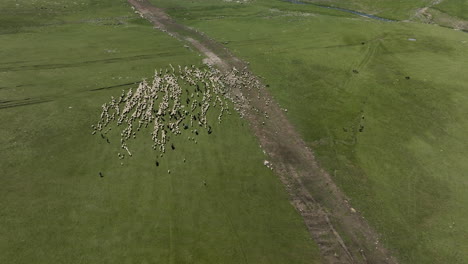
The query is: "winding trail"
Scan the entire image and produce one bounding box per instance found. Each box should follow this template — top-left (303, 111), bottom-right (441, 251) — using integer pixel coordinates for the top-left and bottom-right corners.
top-left (128, 0), bottom-right (399, 263)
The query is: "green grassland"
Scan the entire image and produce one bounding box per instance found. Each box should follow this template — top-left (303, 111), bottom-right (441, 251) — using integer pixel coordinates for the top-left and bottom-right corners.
top-left (305, 0), bottom-right (432, 20)
top-left (433, 0), bottom-right (468, 20)
top-left (149, 0), bottom-right (468, 263)
top-left (297, 0), bottom-right (468, 31)
top-left (301, 0), bottom-right (468, 22)
top-left (0, 0), bottom-right (321, 263)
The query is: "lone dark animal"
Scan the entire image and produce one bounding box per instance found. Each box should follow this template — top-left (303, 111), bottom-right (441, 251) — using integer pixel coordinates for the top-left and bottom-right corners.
top-left (171, 143), bottom-right (175, 150)
top-left (353, 69), bottom-right (359, 74)
top-left (99, 172), bottom-right (103, 178)
top-left (156, 161), bottom-right (159, 167)
top-left (405, 76), bottom-right (410, 80)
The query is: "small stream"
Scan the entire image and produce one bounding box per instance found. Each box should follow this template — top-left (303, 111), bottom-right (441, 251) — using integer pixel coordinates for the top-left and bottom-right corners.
top-left (282, 0), bottom-right (396, 22)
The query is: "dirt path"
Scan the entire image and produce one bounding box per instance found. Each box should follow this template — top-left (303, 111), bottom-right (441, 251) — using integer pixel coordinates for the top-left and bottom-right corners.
top-left (128, 0), bottom-right (398, 263)
top-left (411, 0), bottom-right (468, 31)
top-left (412, 0), bottom-right (443, 22)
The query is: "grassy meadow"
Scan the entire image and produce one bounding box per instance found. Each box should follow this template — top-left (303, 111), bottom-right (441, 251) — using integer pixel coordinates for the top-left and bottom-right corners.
top-left (0, 0), bottom-right (321, 263)
top-left (148, 0), bottom-right (468, 263)
top-left (302, 0), bottom-right (468, 21)
top-left (433, 0), bottom-right (468, 20)
top-left (304, 0), bottom-right (432, 20)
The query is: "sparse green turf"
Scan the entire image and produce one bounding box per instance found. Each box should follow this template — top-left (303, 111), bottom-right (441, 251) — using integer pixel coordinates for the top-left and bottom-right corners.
top-left (149, 0), bottom-right (468, 263)
top-left (302, 0), bottom-right (432, 20)
top-left (300, 0), bottom-right (468, 21)
top-left (433, 0), bottom-right (468, 20)
top-left (0, 1), bottom-right (321, 263)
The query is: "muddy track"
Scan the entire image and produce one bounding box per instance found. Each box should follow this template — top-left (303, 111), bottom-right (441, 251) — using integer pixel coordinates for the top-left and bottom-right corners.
top-left (127, 0), bottom-right (398, 263)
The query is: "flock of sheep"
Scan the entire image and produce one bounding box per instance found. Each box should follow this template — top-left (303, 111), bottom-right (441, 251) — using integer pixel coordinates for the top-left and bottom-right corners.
top-left (92, 64), bottom-right (264, 161)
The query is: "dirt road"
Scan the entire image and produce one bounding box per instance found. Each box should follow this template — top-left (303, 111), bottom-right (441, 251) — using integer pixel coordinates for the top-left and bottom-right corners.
top-left (282, 0), bottom-right (395, 22)
top-left (128, 0), bottom-right (399, 263)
